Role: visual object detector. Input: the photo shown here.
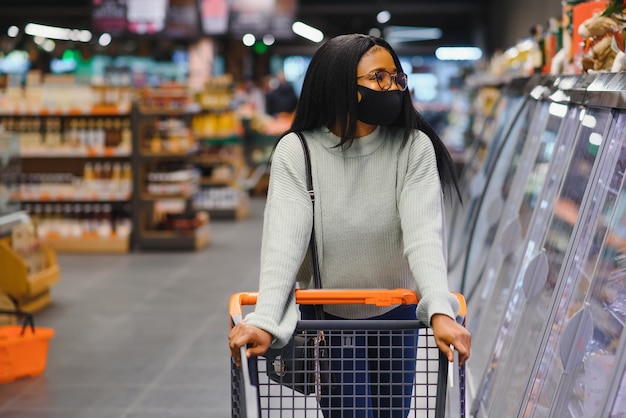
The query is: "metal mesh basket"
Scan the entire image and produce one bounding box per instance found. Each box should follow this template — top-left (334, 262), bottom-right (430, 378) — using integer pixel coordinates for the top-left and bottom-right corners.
top-left (230, 289), bottom-right (466, 418)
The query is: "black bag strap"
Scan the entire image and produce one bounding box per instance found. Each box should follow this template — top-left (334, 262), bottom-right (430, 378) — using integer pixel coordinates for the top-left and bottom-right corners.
top-left (293, 131), bottom-right (324, 320)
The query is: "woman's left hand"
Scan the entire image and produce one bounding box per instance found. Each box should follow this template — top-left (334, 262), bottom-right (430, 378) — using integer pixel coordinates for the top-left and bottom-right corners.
top-left (430, 313), bottom-right (471, 364)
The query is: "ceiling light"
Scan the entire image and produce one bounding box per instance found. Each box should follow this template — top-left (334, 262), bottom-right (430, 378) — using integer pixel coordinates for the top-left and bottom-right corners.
top-left (263, 34), bottom-right (275, 46)
top-left (7, 26), bottom-right (19, 38)
top-left (369, 28), bottom-right (382, 38)
top-left (41, 39), bottom-right (55, 52)
top-left (435, 47), bottom-right (483, 61)
top-left (384, 26), bottom-right (442, 43)
top-left (292, 21), bottom-right (324, 43)
top-left (377, 10), bottom-right (391, 24)
top-left (25, 23), bottom-right (92, 43)
top-left (99, 33), bottom-right (112, 47)
top-left (242, 33), bottom-right (256, 47)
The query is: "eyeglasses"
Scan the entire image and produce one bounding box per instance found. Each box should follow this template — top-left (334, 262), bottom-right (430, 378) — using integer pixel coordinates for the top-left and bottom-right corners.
top-left (357, 70), bottom-right (408, 91)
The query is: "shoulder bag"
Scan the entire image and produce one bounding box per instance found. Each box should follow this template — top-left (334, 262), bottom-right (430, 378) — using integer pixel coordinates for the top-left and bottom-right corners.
top-left (264, 131), bottom-right (330, 396)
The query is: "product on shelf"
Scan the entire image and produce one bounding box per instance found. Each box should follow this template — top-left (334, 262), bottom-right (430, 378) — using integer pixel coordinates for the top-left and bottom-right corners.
top-left (143, 161), bottom-right (198, 198)
top-left (140, 115), bottom-right (196, 154)
top-left (16, 164), bottom-right (132, 202)
top-left (195, 74), bottom-right (235, 111)
top-left (132, 102), bottom-right (209, 250)
top-left (24, 202), bottom-right (132, 242)
top-left (11, 222), bottom-right (45, 276)
top-left (137, 83), bottom-right (191, 112)
top-left (192, 111), bottom-right (240, 138)
top-left (2, 115), bottom-right (132, 157)
top-left (0, 133), bottom-right (20, 217)
top-left (0, 72), bottom-right (132, 114)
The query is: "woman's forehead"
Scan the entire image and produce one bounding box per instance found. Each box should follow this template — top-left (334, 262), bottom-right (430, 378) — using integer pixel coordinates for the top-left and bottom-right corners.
top-left (358, 47), bottom-right (395, 70)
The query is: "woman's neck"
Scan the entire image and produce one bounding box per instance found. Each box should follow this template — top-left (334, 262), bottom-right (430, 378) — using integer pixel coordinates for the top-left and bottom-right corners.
top-left (355, 122), bottom-right (376, 138)
top-left (330, 121), bottom-right (377, 138)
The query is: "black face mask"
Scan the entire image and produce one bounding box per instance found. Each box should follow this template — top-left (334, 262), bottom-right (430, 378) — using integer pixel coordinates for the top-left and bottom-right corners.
top-left (357, 85), bottom-right (404, 126)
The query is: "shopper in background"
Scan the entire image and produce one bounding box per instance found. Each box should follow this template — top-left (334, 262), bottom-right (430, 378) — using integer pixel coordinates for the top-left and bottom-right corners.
top-left (229, 33), bottom-right (470, 416)
top-left (264, 70), bottom-right (298, 116)
top-left (233, 78), bottom-right (267, 117)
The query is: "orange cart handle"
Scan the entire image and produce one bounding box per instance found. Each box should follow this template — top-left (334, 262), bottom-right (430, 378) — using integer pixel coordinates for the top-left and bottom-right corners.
top-left (229, 288), bottom-right (466, 318)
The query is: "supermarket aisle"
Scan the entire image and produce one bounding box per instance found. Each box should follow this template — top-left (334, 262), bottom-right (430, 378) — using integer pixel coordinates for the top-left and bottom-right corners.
top-left (0, 197), bottom-right (267, 418)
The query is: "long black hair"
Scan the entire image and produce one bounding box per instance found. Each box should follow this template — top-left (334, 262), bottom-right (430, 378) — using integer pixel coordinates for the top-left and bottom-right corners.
top-left (286, 33), bottom-right (461, 201)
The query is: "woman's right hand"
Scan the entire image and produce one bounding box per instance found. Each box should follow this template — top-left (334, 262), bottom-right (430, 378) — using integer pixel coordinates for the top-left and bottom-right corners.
top-left (229, 321), bottom-right (273, 367)
top-left (430, 313), bottom-right (471, 365)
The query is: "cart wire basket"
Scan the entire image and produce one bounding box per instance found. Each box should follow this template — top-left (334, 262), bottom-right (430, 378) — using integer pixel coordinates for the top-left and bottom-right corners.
top-left (230, 289), bottom-right (466, 418)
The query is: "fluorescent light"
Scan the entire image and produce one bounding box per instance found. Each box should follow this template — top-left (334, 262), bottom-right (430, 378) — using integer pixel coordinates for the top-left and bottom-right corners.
top-left (369, 28), bottom-right (382, 38)
top-left (263, 34), bottom-right (275, 46)
top-left (242, 33), bottom-right (256, 47)
top-left (377, 10), bottom-right (391, 24)
top-left (98, 33), bottom-right (112, 47)
top-left (384, 26), bottom-right (442, 42)
top-left (7, 26), bottom-right (19, 38)
top-left (41, 39), bottom-right (55, 52)
top-left (24, 22), bottom-right (92, 43)
top-left (25, 23), bottom-right (68, 40)
top-left (292, 21), bottom-right (324, 43)
top-left (435, 47), bottom-right (483, 61)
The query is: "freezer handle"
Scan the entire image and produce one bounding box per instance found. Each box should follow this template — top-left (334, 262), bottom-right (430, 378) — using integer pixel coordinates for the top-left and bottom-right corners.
top-left (229, 288), bottom-right (466, 318)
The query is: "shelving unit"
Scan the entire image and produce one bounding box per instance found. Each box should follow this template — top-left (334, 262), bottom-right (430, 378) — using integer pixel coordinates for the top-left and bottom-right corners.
top-left (2, 109), bottom-right (134, 253)
top-left (130, 86), bottom-right (210, 251)
top-left (0, 132), bottom-right (60, 312)
top-left (0, 131), bottom-right (21, 231)
top-left (239, 113), bottom-right (292, 196)
top-left (191, 76), bottom-right (250, 220)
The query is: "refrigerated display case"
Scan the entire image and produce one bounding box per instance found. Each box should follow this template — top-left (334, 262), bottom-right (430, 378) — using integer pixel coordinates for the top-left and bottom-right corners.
top-left (605, 350), bottom-right (626, 418)
top-left (464, 75), bottom-right (584, 402)
top-left (515, 74), bottom-right (626, 418)
top-left (458, 77), bottom-right (553, 301)
top-left (472, 75), bottom-right (615, 417)
top-left (447, 77), bottom-right (531, 292)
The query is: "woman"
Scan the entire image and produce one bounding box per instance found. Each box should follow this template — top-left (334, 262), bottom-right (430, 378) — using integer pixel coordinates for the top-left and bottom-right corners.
top-left (229, 34), bottom-right (471, 416)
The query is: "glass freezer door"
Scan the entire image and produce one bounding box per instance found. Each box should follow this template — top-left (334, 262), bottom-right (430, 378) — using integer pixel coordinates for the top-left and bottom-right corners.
top-left (519, 110), bottom-right (626, 417)
top-left (448, 96), bottom-right (539, 296)
top-left (459, 96), bottom-right (536, 299)
top-left (447, 93), bottom-right (526, 291)
top-left (474, 107), bottom-right (613, 418)
top-left (467, 100), bottom-right (579, 401)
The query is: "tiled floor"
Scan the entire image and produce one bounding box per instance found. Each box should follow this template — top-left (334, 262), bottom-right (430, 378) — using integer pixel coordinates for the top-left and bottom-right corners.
top-left (0, 197), bottom-right (268, 418)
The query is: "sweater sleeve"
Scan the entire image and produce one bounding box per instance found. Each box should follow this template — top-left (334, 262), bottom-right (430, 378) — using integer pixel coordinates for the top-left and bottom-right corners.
top-left (399, 131), bottom-right (460, 325)
top-left (243, 133), bottom-right (313, 348)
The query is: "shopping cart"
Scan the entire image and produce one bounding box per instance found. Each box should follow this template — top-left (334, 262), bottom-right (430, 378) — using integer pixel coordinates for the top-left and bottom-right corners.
top-left (230, 289), bottom-right (466, 417)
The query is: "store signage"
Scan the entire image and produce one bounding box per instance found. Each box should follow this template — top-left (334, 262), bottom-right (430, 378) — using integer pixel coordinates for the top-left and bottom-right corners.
top-left (92, 0), bottom-right (127, 35)
top-left (164, 0), bottom-right (200, 39)
top-left (126, 0), bottom-right (169, 34)
top-left (200, 0), bottom-right (229, 35)
top-left (229, 0), bottom-right (295, 40)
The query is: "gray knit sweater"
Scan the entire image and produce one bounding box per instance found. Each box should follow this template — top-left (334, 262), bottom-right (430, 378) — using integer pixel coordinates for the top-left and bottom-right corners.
top-left (245, 126), bottom-right (460, 347)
